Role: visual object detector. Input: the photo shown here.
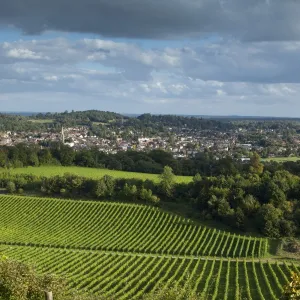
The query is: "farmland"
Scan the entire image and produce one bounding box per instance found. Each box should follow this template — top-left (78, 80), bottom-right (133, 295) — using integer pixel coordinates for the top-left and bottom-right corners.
top-left (0, 244), bottom-right (298, 300)
top-left (0, 195), bottom-right (266, 258)
top-left (262, 156), bottom-right (300, 163)
top-left (1, 166), bottom-right (193, 183)
top-left (28, 119), bottom-right (54, 124)
top-left (0, 194), bottom-right (298, 299)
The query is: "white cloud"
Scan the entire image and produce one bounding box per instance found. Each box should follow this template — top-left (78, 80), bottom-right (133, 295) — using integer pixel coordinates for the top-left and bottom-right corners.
top-left (1, 37), bottom-right (300, 115)
top-left (7, 48), bottom-right (45, 60)
top-left (44, 75), bottom-right (58, 81)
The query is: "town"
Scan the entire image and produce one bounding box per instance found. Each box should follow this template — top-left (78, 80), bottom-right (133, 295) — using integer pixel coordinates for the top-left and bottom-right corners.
top-left (1, 111), bottom-right (300, 161)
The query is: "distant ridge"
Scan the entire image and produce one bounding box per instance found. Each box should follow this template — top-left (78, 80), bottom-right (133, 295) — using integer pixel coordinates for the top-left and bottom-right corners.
top-left (1, 111), bottom-right (300, 120)
top-left (123, 113), bottom-right (300, 120)
top-left (0, 111), bottom-right (43, 116)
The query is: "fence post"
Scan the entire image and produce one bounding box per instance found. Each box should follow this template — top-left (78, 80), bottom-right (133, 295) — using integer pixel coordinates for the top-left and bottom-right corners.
top-left (44, 291), bottom-right (53, 300)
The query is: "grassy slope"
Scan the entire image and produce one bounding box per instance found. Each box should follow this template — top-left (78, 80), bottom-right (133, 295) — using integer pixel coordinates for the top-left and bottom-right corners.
top-left (3, 166), bottom-right (192, 183)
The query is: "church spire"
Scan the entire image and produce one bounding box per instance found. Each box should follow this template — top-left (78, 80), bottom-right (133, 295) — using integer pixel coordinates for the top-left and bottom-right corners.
top-left (61, 126), bottom-right (65, 144)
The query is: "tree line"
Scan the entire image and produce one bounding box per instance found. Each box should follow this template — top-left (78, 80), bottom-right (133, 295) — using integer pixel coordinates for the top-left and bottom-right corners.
top-left (0, 143), bottom-right (265, 176)
top-left (1, 142), bottom-right (300, 176)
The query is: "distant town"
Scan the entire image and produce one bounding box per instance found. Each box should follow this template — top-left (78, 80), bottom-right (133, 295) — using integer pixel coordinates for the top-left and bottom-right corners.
top-left (1, 110), bottom-right (300, 161)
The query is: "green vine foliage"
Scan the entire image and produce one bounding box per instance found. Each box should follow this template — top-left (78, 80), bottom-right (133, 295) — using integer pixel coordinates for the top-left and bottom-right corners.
top-left (283, 272), bottom-right (300, 299)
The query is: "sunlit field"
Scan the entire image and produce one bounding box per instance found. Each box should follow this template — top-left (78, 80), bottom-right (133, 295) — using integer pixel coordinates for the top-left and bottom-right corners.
top-left (1, 166), bottom-right (193, 183)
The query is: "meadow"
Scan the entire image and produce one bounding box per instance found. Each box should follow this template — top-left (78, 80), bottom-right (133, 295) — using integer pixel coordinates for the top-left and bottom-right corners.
top-left (2, 166), bottom-right (193, 183)
top-left (262, 156), bottom-right (300, 163)
top-left (28, 119), bottom-right (54, 123)
top-left (0, 194), bottom-right (298, 299)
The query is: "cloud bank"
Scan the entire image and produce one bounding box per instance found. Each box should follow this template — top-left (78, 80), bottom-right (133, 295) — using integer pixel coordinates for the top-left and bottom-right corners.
top-left (1, 0), bottom-right (300, 41)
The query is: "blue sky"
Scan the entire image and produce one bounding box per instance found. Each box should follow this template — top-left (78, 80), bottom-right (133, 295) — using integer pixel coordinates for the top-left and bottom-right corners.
top-left (1, 0), bottom-right (300, 116)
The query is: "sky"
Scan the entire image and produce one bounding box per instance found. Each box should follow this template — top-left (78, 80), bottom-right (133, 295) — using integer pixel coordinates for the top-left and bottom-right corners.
top-left (1, 0), bottom-right (300, 116)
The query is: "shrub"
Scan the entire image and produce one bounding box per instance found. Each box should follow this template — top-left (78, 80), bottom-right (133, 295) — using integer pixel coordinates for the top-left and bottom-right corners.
top-left (6, 181), bottom-right (16, 194)
top-left (0, 256), bottom-right (101, 300)
top-left (283, 272), bottom-right (300, 299)
top-left (17, 188), bottom-right (24, 194)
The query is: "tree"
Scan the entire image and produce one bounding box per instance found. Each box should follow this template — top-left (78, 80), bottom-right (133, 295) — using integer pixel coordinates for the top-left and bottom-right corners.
top-left (6, 181), bottom-right (16, 194)
top-left (159, 166), bottom-right (175, 198)
top-left (235, 207), bottom-right (245, 230)
top-left (208, 195), bottom-right (234, 222)
top-left (0, 256), bottom-right (75, 300)
top-left (94, 179), bottom-right (107, 199)
top-left (279, 220), bottom-right (296, 237)
top-left (121, 183), bottom-right (138, 201)
top-left (103, 175), bottom-right (115, 198)
top-left (240, 194), bottom-right (260, 216)
top-left (140, 187), bottom-right (160, 204)
top-left (256, 204), bottom-right (283, 237)
top-left (0, 150), bottom-right (8, 167)
top-left (59, 145), bottom-right (75, 166)
top-left (38, 149), bottom-right (53, 165)
top-left (249, 152), bottom-right (264, 174)
top-left (28, 152), bottom-right (39, 167)
top-left (14, 176), bottom-right (28, 189)
top-left (193, 173), bottom-right (202, 183)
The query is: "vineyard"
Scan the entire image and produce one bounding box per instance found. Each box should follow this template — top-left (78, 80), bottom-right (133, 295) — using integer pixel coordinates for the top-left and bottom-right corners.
top-left (0, 244), bottom-right (299, 300)
top-left (0, 195), bottom-right (266, 258)
top-left (0, 194), bottom-right (298, 299)
top-left (2, 166), bottom-right (192, 183)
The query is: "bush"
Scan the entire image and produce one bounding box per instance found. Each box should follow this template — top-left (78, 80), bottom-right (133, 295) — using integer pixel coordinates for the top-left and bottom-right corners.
top-left (0, 256), bottom-right (102, 300)
top-left (283, 238), bottom-right (300, 254)
top-left (17, 188), bottom-right (24, 194)
top-left (140, 188), bottom-right (160, 204)
top-left (283, 272), bottom-right (300, 299)
top-left (0, 256), bottom-right (65, 300)
top-left (60, 188), bottom-right (67, 195)
top-left (120, 183), bottom-right (138, 201)
top-left (6, 181), bottom-right (16, 194)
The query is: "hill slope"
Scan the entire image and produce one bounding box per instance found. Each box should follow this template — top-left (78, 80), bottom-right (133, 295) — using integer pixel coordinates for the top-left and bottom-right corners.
top-left (0, 244), bottom-right (298, 300)
top-left (0, 195), bottom-right (298, 299)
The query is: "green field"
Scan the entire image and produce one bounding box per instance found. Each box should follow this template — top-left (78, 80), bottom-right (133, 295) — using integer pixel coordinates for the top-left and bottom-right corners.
top-left (0, 194), bottom-right (297, 299)
top-left (28, 119), bottom-right (54, 124)
top-left (3, 166), bottom-right (193, 183)
top-left (262, 156), bottom-right (300, 163)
